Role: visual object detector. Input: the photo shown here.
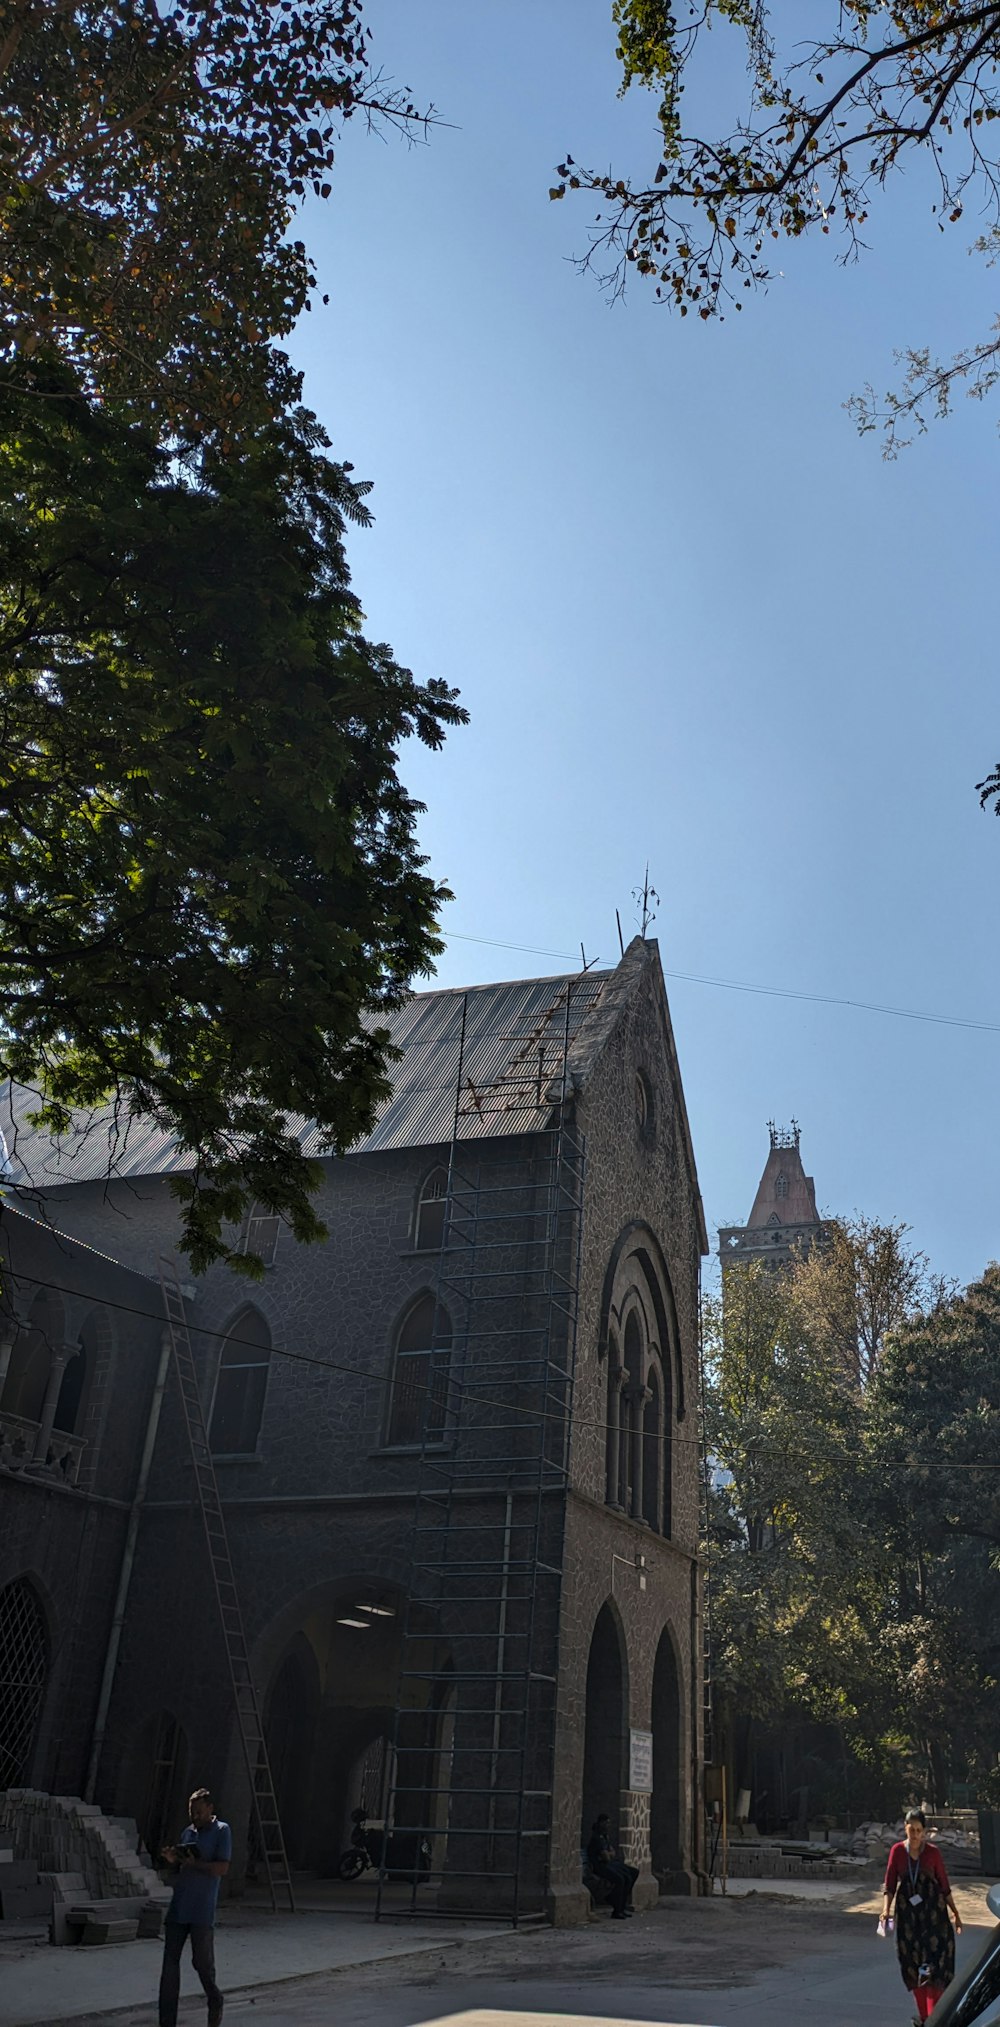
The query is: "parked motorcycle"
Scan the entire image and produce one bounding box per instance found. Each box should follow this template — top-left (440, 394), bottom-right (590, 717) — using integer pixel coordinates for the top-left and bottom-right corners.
top-left (336, 1807), bottom-right (376, 1880)
top-left (334, 1806), bottom-right (432, 1884)
top-left (934, 1883), bottom-right (1000, 2025)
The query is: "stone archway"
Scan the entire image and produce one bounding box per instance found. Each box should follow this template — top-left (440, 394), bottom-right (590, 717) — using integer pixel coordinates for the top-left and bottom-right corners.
top-left (581, 1601), bottom-right (629, 1844)
top-left (242, 1578), bottom-right (451, 1882)
top-left (651, 1624), bottom-right (685, 1885)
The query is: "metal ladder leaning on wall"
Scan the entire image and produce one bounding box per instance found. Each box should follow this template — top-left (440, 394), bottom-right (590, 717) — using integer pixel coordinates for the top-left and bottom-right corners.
top-left (158, 1259), bottom-right (294, 1913)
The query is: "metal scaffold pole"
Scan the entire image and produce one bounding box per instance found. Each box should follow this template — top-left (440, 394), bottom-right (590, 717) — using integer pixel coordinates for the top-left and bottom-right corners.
top-left (375, 974), bottom-right (600, 1924)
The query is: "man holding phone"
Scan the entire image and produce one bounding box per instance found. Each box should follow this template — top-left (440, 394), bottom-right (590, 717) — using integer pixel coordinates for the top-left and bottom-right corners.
top-left (159, 1787), bottom-right (231, 2027)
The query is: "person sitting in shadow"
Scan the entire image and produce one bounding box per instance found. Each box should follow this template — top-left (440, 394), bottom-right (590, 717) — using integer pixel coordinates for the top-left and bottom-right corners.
top-left (586, 1814), bottom-right (638, 1918)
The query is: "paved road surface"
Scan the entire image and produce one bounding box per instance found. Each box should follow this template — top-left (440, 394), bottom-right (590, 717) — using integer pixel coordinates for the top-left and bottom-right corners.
top-left (24, 1887), bottom-right (994, 2027)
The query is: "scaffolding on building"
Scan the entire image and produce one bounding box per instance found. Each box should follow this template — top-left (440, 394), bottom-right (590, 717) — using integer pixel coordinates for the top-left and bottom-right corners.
top-left (374, 974), bottom-right (605, 1925)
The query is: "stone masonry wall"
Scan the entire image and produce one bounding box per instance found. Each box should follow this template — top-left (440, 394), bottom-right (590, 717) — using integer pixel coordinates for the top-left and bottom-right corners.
top-left (0, 1213), bottom-right (166, 1796)
top-left (547, 942), bottom-right (705, 1919)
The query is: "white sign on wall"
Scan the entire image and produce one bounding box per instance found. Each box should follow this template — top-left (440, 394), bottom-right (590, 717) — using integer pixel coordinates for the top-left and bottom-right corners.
top-left (629, 1728), bottom-right (653, 1793)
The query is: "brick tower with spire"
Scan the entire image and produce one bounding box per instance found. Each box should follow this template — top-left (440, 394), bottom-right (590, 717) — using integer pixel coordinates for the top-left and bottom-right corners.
top-left (719, 1121), bottom-right (826, 1273)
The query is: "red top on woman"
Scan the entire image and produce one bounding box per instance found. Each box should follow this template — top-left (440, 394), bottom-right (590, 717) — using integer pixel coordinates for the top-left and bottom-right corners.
top-left (884, 1841), bottom-right (952, 1898)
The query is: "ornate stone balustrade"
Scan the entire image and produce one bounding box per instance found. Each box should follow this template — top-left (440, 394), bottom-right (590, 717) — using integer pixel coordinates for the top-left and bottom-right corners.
top-left (0, 1408), bottom-right (86, 1484)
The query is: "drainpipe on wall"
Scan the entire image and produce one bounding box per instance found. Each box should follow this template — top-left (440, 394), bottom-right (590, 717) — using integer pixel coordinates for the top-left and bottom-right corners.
top-left (84, 1327), bottom-right (173, 1804)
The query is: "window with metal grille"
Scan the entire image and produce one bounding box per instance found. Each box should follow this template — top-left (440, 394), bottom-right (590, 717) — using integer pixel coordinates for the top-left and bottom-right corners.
top-left (414, 1168), bottom-right (448, 1252)
top-left (386, 1296), bottom-right (451, 1447)
top-left (209, 1308), bottom-right (271, 1455)
top-left (0, 1579), bottom-right (47, 1787)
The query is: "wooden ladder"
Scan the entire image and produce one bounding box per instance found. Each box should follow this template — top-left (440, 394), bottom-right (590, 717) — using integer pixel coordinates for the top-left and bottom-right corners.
top-left (158, 1259), bottom-right (295, 1912)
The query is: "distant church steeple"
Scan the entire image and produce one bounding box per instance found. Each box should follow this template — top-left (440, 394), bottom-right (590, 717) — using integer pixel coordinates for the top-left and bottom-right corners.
top-left (719, 1121), bottom-right (826, 1272)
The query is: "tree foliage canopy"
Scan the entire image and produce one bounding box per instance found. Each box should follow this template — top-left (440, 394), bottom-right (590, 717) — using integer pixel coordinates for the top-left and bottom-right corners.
top-left (707, 1232), bottom-right (1000, 1814)
top-left (0, 0), bottom-right (430, 436)
top-left (556, 3), bottom-right (1000, 449)
top-left (0, 5), bottom-right (463, 1272)
top-left (0, 363), bottom-right (465, 1272)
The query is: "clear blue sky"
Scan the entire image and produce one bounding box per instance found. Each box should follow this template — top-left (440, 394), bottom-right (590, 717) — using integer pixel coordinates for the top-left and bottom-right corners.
top-left (291, 1), bottom-right (1000, 1290)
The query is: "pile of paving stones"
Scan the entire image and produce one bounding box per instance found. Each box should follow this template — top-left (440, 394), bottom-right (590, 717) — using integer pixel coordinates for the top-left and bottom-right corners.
top-left (720, 1842), bottom-right (870, 1880)
top-left (0, 1789), bottom-right (171, 1945)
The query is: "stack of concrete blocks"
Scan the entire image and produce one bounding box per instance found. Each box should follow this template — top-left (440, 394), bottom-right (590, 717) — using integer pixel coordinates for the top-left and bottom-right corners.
top-left (723, 1845), bottom-right (867, 1881)
top-left (0, 1790), bottom-right (171, 1945)
top-left (0, 1841), bottom-right (54, 1922)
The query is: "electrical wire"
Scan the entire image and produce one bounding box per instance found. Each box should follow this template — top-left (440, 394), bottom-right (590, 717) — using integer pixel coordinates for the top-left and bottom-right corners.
top-left (445, 931), bottom-right (1000, 1037)
top-left (5, 1261), bottom-right (1000, 1472)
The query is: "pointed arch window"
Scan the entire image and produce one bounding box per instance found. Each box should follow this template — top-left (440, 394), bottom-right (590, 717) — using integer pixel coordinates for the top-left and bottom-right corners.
top-left (775, 1172), bottom-right (789, 1199)
top-left (209, 1308), bottom-right (271, 1455)
top-left (387, 1295), bottom-right (452, 1447)
top-left (642, 1366), bottom-right (662, 1531)
top-left (1, 1291), bottom-right (63, 1425)
top-left (53, 1342), bottom-right (87, 1434)
top-left (0, 1327), bottom-right (49, 1424)
top-left (242, 1203), bottom-right (280, 1268)
top-left (415, 1168), bottom-right (448, 1252)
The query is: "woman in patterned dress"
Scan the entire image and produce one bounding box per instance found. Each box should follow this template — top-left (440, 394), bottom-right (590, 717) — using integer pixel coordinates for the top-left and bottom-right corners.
top-left (881, 1809), bottom-right (963, 2021)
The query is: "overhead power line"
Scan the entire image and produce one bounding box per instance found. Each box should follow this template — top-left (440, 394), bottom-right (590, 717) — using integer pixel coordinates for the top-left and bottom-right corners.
top-left (6, 1264), bottom-right (1000, 1471)
top-left (445, 931), bottom-right (1000, 1037)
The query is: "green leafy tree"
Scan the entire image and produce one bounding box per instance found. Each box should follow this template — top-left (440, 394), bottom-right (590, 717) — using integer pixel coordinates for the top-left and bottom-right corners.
top-left (0, 363), bottom-right (465, 1272)
top-left (705, 1257), bottom-right (862, 1781)
top-left (704, 1224), bottom-right (981, 1816)
top-left (557, 4), bottom-right (1000, 450)
top-left (870, 1264), bottom-right (1000, 1551)
top-left (0, 5), bottom-right (462, 1273)
top-left (792, 1215), bottom-right (941, 1390)
top-left (0, 0), bottom-right (431, 435)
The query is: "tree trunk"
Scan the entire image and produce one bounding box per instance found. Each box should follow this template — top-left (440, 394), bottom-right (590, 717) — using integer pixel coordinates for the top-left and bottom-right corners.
top-left (928, 1736), bottom-right (949, 1812)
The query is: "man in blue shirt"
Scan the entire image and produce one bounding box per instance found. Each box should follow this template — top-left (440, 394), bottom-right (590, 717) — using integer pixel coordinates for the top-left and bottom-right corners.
top-left (159, 1788), bottom-right (232, 2027)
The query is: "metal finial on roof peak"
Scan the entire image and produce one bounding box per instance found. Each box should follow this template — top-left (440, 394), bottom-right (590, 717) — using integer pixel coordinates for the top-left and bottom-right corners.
top-left (767, 1119), bottom-right (801, 1151)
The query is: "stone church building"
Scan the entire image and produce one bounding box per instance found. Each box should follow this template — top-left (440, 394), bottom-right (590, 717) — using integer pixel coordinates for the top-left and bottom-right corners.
top-left (0, 937), bottom-right (707, 1921)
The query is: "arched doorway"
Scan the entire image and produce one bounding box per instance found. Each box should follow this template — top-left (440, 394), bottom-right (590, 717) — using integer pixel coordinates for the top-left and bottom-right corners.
top-left (264, 1637), bottom-right (321, 1868)
top-left (651, 1625), bottom-right (684, 1880)
top-left (248, 1581), bottom-right (425, 1880)
top-left (0, 1578), bottom-right (48, 1786)
top-left (581, 1601), bottom-right (628, 1842)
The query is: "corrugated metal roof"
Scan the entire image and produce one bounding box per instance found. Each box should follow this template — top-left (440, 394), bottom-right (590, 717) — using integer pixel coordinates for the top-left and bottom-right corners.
top-left (1, 969), bottom-right (612, 1187)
